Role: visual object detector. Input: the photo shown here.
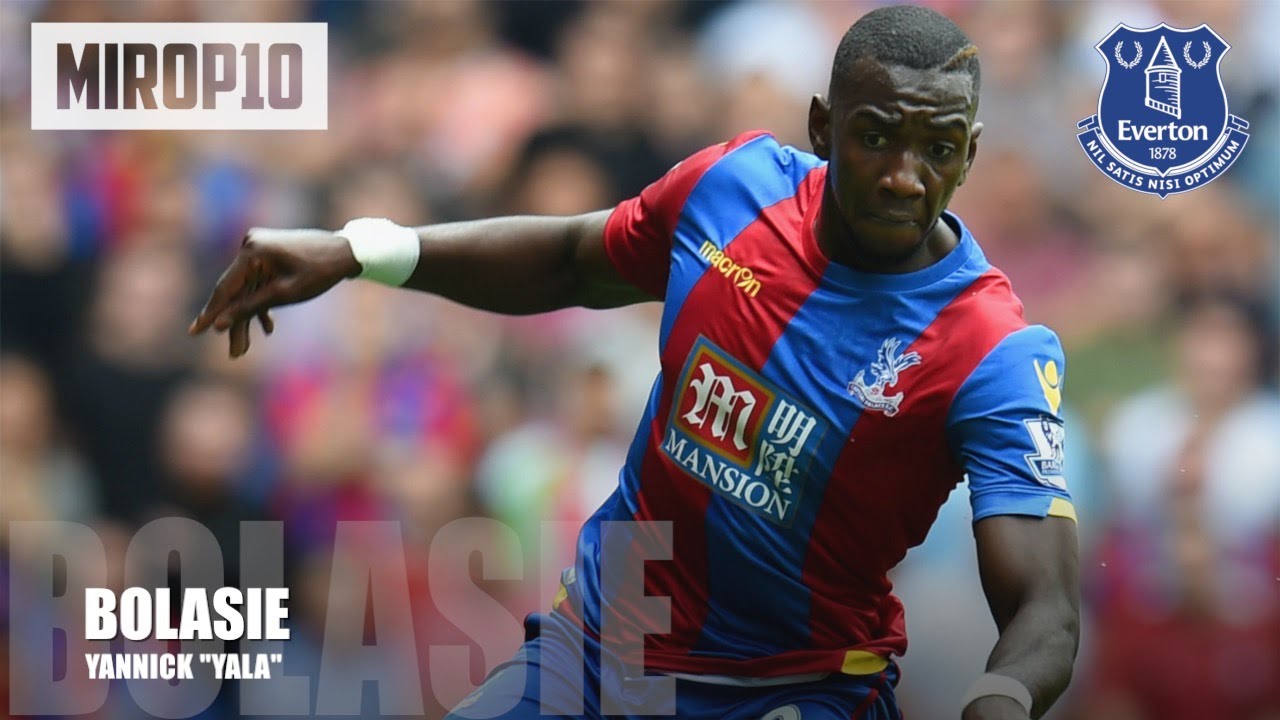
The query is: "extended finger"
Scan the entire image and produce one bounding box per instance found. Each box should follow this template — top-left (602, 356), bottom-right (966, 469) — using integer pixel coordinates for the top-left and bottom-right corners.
top-left (213, 269), bottom-right (285, 331)
top-left (258, 310), bottom-right (275, 335)
top-left (190, 251), bottom-right (253, 335)
top-left (229, 317), bottom-right (251, 358)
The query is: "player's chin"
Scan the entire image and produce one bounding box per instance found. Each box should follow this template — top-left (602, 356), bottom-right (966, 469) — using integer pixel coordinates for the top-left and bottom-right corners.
top-left (853, 220), bottom-right (927, 262)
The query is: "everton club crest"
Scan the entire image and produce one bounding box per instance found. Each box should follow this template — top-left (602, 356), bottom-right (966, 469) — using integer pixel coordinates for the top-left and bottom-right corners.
top-left (1077, 24), bottom-right (1249, 198)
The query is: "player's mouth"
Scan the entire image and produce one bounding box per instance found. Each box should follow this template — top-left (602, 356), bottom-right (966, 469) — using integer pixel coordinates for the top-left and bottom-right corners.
top-left (864, 211), bottom-right (918, 227)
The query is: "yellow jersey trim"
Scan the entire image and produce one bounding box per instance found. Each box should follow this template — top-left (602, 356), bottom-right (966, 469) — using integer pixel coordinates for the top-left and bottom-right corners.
top-left (841, 650), bottom-right (890, 675)
top-left (1047, 497), bottom-right (1077, 522)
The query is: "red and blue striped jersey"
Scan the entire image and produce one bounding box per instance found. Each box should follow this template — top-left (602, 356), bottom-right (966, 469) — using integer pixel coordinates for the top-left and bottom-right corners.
top-left (557, 131), bottom-right (1074, 679)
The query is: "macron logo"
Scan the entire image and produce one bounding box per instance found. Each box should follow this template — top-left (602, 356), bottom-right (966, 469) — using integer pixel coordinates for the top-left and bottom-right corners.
top-left (698, 241), bottom-right (762, 298)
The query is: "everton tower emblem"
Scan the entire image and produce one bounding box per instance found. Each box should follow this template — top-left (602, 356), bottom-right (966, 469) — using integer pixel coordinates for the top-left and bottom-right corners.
top-left (1077, 24), bottom-right (1249, 198)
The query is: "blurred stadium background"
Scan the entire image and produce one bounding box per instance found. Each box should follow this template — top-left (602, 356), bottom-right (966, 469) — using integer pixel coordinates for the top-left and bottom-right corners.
top-left (1, 1), bottom-right (1277, 718)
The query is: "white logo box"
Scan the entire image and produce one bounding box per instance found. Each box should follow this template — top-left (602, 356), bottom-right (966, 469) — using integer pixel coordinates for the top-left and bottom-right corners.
top-left (32, 23), bottom-right (327, 130)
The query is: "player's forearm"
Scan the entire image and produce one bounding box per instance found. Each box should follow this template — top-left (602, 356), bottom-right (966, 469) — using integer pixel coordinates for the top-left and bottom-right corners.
top-left (400, 214), bottom-right (602, 314)
top-left (969, 598), bottom-right (1079, 719)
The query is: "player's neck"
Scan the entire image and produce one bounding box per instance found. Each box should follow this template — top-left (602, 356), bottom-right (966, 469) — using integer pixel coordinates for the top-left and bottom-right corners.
top-left (815, 195), bottom-right (959, 275)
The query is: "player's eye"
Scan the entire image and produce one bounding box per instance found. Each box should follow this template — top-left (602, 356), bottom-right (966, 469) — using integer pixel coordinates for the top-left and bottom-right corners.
top-left (929, 143), bottom-right (956, 160)
top-left (862, 133), bottom-right (888, 149)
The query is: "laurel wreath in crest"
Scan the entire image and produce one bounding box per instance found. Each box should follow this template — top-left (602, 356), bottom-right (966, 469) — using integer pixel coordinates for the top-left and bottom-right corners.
top-left (1115, 41), bottom-right (1143, 69)
top-left (1183, 40), bottom-right (1211, 69)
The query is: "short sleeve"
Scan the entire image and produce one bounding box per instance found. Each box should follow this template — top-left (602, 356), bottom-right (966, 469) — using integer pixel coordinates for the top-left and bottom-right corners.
top-left (603, 131), bottom-right (769, 299)
top-left (947, 325), bottom-right (1076, 523)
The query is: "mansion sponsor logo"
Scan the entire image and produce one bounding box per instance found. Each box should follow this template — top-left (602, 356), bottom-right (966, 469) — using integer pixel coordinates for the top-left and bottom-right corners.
top-left (1076, 23), bottom-right (1248, 197)
top-left (31, 23), bottom-right (327, 130)
top-left (663, 337), bottom-right (828, 525)
top-left (698, 241), bottom-right (762, 298)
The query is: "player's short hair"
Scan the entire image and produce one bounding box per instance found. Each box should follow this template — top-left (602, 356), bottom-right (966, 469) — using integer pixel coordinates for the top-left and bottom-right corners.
top-left (829, 5), bottom-right (981, 111)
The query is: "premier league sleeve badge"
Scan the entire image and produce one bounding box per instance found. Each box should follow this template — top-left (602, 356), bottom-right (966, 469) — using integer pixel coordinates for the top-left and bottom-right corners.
top-left (1076, 23), bottom-right (1249, 198)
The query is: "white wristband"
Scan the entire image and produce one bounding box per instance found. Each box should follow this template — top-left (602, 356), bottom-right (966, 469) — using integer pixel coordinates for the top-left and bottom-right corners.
top-left (335, 217), bottom-right (420, 287)
top-left (961, 673), bottom-right (1033, 715)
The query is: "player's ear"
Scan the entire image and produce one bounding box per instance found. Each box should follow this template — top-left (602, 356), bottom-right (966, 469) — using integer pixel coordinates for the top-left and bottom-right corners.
top-left (959, 121), bottom-right (982, 186)
top-left (809, 94), bottom-right (832, 161)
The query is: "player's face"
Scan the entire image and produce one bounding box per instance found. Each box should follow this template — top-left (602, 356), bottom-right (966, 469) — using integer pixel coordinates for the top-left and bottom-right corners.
top-left (810, 58), bottom-right (981, 267)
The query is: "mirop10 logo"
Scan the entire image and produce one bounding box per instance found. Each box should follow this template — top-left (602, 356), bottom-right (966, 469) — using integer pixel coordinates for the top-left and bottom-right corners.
top-left (31, 23), bottom-right (327, 130)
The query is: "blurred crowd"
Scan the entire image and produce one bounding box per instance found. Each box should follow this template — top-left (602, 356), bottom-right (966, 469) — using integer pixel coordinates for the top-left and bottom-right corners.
top-left (1, 1), bottom-right (1278, 719)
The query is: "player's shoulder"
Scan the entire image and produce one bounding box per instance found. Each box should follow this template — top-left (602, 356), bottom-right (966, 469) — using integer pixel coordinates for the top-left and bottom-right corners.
top-left (941, 220), bottom-right (1059, 355)
top-left (718, 130), bottom-right (790, 161)
top-left (958, 267), bottom-right (1063, 376)
top-left (948, 323), bottom-right (1065, 423)
top-left (940, 268), bottom-right (1032, 353)
top-left (681, 130), bottom-right (822, 187)
top-left (723, 129), bottom-right (777, 153)
top-left (984, 324), bottom-right (1065, 367)
top-left (731, 130), bottom-right (820, 160)
top-left (938, 232), bottom-right (1064, 387)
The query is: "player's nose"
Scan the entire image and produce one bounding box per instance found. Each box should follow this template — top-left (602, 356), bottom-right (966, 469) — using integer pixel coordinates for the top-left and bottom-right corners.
top-left (877, 152), bottom-right (926, 200)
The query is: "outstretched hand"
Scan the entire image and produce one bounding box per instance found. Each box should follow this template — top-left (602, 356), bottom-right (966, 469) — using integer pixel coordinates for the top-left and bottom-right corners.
top-left (189, 228), bottom-right (362, 358)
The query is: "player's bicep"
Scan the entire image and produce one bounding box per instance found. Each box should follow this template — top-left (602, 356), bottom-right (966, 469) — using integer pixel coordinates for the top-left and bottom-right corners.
top-left (568, 209), bottom-right (660, 309)
top-left (974, 514), bottom-right (1079, 630)
top-left (948, 325), bottom-right (1075, 522)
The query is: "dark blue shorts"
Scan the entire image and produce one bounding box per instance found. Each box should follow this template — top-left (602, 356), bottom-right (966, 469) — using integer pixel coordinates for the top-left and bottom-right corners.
top-left (445, 613), bottom-right (901, 720)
